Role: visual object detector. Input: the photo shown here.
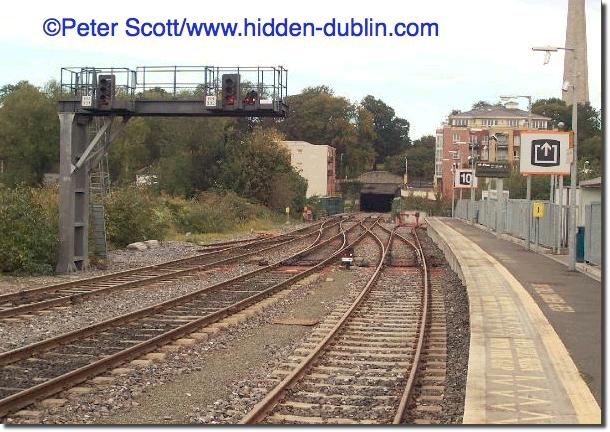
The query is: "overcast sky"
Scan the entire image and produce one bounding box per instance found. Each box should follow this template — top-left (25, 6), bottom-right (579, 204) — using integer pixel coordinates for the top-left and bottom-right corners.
top-left (0, 0), bottom-right (602, 139)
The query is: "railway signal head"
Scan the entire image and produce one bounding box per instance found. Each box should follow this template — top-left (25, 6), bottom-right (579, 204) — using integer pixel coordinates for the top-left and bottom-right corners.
top-left (222, 73), bottom-right (240, 110)
top-left (96, 74), bottom-right (115, 110)
top-left (243, 90), bottom-right (259, 108)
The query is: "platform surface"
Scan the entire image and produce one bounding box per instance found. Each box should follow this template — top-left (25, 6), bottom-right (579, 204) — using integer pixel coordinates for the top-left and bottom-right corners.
top-left (427, 217), bottom-right (601, 425)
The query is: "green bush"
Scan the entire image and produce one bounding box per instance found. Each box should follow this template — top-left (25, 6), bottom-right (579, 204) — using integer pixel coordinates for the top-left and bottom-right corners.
top-left (175, 191), bottom-right (272, 234)
top-left (105, 186), bottom-right (168, 247)
top-left (0, 185), bottom-right (58, 274)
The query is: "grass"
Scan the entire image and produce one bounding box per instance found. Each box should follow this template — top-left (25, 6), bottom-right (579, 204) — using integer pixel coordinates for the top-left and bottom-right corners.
top-left (166, 214), bottom-right (298, 244)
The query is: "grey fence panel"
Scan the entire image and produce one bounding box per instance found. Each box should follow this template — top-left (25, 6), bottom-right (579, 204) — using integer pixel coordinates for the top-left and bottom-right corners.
top-left (585, 202), bottom-right (601, 266)
top-left (454, 198), bottom-right (567, 250)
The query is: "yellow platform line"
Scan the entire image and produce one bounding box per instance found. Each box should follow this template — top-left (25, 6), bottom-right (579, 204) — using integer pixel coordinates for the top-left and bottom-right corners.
top-left (428, 218), bottom-right (600, 424)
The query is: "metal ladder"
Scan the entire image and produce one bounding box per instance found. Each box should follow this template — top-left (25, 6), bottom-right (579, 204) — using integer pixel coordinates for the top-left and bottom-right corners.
top-left (88, 118), bottom-right (111, 258)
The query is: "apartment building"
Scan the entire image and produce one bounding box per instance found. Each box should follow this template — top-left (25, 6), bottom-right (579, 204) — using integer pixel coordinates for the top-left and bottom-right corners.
top-left (280, 141), bottom-right (336, 198)
top-left (434, 102), bottom-right (552, 198)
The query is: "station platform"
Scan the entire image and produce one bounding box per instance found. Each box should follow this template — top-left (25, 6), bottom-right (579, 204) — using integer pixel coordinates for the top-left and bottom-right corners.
top-left (426, 217), bottom-right (601, 425)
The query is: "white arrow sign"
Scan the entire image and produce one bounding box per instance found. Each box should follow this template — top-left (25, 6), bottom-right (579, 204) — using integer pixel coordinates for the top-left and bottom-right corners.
top-left (520, 132), bottom-right (571, 175)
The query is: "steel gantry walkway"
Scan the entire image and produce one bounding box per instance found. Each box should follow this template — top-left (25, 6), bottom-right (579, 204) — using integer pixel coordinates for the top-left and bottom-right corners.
top-left (56, 65), bottom-right (288, 273)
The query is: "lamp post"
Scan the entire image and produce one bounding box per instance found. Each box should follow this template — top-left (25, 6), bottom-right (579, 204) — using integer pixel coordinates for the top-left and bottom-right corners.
top-left (532, 45), bottom-right (578, 271)
top-left (500, 94), bottom-right (533, 249)
top-left (468, 145), bottom-right (476, 223)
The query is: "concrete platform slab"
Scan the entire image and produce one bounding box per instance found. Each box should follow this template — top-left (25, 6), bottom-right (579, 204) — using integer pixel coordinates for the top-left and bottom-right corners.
top-left (441, 218), bottom-right (602, 403)
top-left (427, 217), bottom-right (600, 425)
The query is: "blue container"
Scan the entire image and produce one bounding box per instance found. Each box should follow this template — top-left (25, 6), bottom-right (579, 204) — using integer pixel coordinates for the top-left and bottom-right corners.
top-left (576, 226), bottom-right (585, 263)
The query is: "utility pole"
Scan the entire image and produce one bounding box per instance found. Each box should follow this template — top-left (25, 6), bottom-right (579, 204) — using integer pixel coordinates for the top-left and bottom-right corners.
top-left (532, 46), bottom-right (579, 271)
top-left (470, 139), bottom-right (476, 223)
top-left (500, 94), bottom-right (533, 249)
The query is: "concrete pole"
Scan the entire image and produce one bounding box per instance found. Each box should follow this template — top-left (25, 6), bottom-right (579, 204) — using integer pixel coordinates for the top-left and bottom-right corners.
top-left (470, 146), bottom-right (476, 223)
top-left (526, 175), bottom-right (532, 250)
top-left (568, 51), bottom-right (579, 271)
top-left (451, 186), bottom-right (455, 218)
top-left (558, 175), bottom-right (564, 252)
top-left (496, 178), bottom-right (504, 234)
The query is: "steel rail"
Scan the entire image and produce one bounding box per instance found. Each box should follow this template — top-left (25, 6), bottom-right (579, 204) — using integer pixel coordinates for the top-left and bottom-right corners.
top-left (0, 218), bottom-right (343, 319)
top-left (0, 217), bottom-right (336, 304)
top-left (0, 217), bottom-right (374, 417)
top-left (392, 227), bottom-right (430, 424)
top-left (240, 220), bottom-right (390, 424)
top-left (0, 218), bottom-right (356, 365)
top-left (239, 222), bottom-right (430, 425)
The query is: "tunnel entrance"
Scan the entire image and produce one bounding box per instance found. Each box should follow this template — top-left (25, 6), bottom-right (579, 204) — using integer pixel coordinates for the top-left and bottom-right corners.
top-left (360, 193), bottom-right (395, 212)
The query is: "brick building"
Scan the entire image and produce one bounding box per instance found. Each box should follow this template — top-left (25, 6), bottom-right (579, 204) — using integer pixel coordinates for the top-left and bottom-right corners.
top-left (434, 102), bottom-right (552, 198)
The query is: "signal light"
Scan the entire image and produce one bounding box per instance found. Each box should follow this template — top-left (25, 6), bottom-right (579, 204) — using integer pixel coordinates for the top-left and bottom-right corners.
top-left (222, 73), bottom-right (240, 110)
top-left (96, 74), bottom-right (115, 110)
top-left (243, 90), bottom-right (258, 106)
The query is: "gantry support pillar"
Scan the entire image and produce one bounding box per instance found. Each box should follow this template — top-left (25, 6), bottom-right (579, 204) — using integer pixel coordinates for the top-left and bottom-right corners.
top-left (57, 113), bottom-right (91, 273)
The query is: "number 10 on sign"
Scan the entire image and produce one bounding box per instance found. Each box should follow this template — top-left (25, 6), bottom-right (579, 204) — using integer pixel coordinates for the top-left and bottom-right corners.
top-left (454, 169), bottom-right (478, 189)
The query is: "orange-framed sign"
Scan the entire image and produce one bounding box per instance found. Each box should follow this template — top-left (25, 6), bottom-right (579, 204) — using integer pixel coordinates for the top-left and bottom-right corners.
top-left (519, 131), bottom-right (572, 175)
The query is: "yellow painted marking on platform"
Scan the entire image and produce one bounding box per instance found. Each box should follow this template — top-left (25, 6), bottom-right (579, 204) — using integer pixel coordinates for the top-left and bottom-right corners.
top-left (488, 374), bottom-right (552, 423)
top-left (428, 218), bottom-right (600, 424)
top-left (532, 283), bottom-right (574, 313)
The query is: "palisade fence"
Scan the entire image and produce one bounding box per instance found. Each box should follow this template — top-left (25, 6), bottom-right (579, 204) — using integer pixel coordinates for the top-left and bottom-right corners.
top-left (584, 202), bottom-right (601, 266)
top-left (454, 199), bottom-right (568, 250)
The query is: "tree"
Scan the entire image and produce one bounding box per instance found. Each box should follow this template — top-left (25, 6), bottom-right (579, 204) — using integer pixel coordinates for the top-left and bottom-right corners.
top-left (471, 100), bottom-right (492, 110)
top-left (531, 98), bottom-right (601, 143)
top-left (384, 135), bottom-right (435, 181)
top-left (279, 86), bottom-right (355, 146)
top-left (0, 82), bottom-right (58, 185)
top-left (361, 95), bottom-right (410, 164)
top-left (412, 135), bottom-right (436, 148)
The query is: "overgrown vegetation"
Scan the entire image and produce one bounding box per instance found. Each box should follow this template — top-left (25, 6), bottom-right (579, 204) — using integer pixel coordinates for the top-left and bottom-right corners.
top-left (0, 185), bottom-right (58, 274)
top-left (104, 187), bottom-right (279, 247)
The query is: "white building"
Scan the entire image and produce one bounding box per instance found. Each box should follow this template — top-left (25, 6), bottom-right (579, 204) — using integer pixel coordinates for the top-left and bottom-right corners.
top-left (280, 141), bottom-right (336, 198)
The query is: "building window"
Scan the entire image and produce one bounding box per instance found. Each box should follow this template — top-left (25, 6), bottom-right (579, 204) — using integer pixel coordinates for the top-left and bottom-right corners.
top-left (452, 118), bottom-right (468, 126)
top-left (452, 133), bottom-right (459, 143)
top-left (450, 150), bottom-right (459, 160)
top-left (496, 148), bottom-right (508, 161)
top-left (481, 145), bottom-right (489, 161)
top-left (482, 119), bottom-right (498, 126)
top-left (435, 162), bottom-right (443, 177)
top-left (508, 119), bottom-right (520, 127)
top-left (532, 120), bottom-right (547, 129)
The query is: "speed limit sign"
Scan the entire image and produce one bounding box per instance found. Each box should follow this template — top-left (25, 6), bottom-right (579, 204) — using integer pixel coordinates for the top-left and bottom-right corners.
top-left (454, 169), bottom-right (478, 188)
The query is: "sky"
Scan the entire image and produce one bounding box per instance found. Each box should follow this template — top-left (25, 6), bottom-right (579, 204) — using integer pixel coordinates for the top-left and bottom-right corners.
top-left (0, 0), bottom-right (603, 139)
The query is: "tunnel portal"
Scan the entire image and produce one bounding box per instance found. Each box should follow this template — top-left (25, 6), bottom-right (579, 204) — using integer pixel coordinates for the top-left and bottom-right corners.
top-left (360, 192), bottom-right (395, 212)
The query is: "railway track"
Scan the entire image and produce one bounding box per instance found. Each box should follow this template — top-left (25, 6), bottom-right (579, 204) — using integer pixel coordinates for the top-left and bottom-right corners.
top-left (0, 218), bottom-right (343, 320)
top-left (0, 215), bottom-right (377, 418)
top-left (240, 223), bottom-right (431, 425)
